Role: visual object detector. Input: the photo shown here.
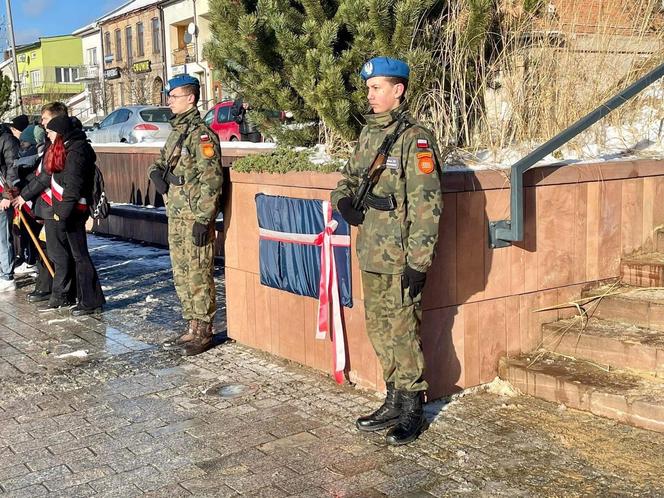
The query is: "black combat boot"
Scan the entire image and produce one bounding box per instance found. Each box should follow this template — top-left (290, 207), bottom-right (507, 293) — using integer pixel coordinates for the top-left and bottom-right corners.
top-left (356, 382), bottom-right (401, 432)
top-left (385, 390), bottom-right (426, 445)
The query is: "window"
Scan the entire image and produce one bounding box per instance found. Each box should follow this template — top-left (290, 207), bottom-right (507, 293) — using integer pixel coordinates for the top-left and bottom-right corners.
top-left (204, 109), bottom-right (213, 126)
top-left (137, 22), bottom-right (144, 56)
top-left (140, 108), bottom-right (171, 122)
top-left (115, 108), bottom-right (132, 124)
top-left (115, 29), bottom-right (122, 61)
top-left (100, 110), bottom-right (117, 128)
top-left (125, 26), bottom-right (133, 64)
top-left (151, 17), bottom-right (161, 54)
top-left (87, 47), bottom-right (98, 66)
top-left (30, 70), bottom-right (41, 87)
top-left (104, 32), bottom-right (112, 58)
top-left (55, 67), bottom-right (78, 83)
top-left (217, 105), bottom-right (231, 123)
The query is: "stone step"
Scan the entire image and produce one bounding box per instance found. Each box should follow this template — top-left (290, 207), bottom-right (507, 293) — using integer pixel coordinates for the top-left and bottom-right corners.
top-left (581, 284), bottom-right (664, 333)
top-left (541, 318), bottom-right (664, 376)
top-left (499, 353), bottom-right (664, 433)
top-left (620, 253), bottom-right (664, 287)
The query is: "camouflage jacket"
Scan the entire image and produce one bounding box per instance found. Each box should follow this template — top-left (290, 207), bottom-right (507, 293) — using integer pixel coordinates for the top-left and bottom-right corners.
top-left (148, 107), bottom-right (223, 224)
top-left (330, 103), bottom-right (443, 275)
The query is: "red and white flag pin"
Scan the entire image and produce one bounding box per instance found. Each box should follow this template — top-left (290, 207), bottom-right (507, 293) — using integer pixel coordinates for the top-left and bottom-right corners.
top-left (416, 139), bottom-right (429, 148)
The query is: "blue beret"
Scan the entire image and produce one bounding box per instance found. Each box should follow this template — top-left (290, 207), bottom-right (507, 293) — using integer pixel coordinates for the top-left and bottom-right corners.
top-left (360, 57), bottom-right (410, 81)
top-left (164, 74), bottom-right (200, 94)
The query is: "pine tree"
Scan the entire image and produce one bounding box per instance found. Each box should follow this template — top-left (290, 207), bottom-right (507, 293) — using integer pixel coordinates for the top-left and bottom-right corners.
top-left (0, 76), bottom-right (15, 121)
top-left (205, 0), bottom-right (439, 146)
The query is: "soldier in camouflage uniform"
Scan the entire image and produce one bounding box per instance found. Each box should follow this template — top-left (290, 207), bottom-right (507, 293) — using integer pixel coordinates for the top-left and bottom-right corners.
top-left (148, 74), bottom-right (223, 356)
top-left (331, 57), bottom-right (443, 445)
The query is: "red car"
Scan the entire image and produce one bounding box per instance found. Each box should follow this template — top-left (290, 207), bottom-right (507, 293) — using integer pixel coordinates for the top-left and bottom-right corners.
top-left (203, 100), bottom-right (242, 142)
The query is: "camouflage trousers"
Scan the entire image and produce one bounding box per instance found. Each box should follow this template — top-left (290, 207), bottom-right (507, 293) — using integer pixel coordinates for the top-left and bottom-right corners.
top-left (361, 271), bottom-right (428, 392)
top-left (168, 217), bottom-right (216, 323)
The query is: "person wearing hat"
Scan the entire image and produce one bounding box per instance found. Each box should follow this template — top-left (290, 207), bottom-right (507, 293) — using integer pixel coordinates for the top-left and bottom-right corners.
top-left (331, 56), bottom-right (443, 445)
top-left (13, 103), bottom-right (75, 304)
top-left (7, 124), bottom-right (46, 277)
top-left (147, 74), bottom-right (223, 356)
top-left (0, 115), bottom-right (19, 291)
top-left (7, 115), bottom-right (30, 139)
top-left (43, 113), bottom-right (105, 316)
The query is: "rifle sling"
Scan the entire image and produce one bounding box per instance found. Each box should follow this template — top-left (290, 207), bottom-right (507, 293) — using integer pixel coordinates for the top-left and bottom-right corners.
top-left (361, 118), bottom-right (413, 208)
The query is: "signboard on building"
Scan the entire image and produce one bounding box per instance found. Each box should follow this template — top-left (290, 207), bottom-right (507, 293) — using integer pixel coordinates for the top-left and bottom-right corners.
top-left (132, 60), bottom-right (151, 74)
top-left (172, 64), bottom-right (186, 76)
top-left (104, 67), bottom-right (121, 80)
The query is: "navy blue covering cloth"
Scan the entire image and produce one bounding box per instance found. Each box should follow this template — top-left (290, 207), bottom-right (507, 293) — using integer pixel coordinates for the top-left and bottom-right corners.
top-left (255, 194), bottom-right (353, 307)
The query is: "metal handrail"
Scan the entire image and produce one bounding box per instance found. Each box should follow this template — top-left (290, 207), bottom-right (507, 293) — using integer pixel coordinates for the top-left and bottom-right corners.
top-left (489, 61), bottom-right (664, 249)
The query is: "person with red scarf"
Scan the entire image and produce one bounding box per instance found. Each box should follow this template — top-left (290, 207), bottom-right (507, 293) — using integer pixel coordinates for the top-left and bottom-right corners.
top-left (44, 115), bottom-right (105, 316)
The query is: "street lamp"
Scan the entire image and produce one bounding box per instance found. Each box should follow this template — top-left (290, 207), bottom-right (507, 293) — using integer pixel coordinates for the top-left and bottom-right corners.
top-left (5, 0), bottom-right (24, 113)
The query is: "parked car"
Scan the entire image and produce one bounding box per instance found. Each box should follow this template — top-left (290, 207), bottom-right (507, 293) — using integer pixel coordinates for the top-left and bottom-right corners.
top-left (203, 100), bottom-right (242, 142)
top-left (204, 99), bottom-right (294, 143)
top-left (86, 106), bottom-right (172, 144)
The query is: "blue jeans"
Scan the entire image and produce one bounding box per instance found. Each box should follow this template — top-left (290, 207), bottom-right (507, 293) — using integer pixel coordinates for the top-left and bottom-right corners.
top-left (0, 209), bottom-right (14, 280)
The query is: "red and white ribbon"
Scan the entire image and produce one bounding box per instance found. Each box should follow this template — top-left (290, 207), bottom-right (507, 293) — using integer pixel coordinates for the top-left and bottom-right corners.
top-left (51, 177), bottom-right (88, 212)
top-left (35, 161), bottom-right (53, 206)
top-left (258, 200), bottom-right (351, 383)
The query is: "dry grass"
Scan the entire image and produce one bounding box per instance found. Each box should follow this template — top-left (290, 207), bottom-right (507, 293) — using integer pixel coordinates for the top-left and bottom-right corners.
top-left (413, 0), bottom-right (664, 159)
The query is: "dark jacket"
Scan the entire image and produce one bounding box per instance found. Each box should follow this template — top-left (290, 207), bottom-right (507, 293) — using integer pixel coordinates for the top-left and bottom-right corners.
top-left (52, 129), bottom-right (96, 221)
top-left (20, 142), bottom-right (53, 220)
top-left (0, 126), bottom-right (19, 195)
top-left (8, 143), bottom-right (40, 187)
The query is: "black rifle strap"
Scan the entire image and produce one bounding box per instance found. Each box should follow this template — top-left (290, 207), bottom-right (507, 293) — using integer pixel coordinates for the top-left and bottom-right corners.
top-left (367, 116), bottom-right (413, 179)
top-left (164, 122), bottom-right (194, 177)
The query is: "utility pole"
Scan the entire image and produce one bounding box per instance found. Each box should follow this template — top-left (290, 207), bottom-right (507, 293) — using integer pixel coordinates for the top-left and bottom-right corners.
top-left (5, 0), bottom-right (23, 114)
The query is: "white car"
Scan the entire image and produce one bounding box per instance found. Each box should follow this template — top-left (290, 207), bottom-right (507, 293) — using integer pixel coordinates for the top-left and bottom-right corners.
top-left (87, 106), bottom-right (172, 144)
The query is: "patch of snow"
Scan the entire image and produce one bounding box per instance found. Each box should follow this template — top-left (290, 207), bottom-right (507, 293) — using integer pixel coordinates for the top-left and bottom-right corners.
top-left (55, 350), bottom-right (89, 359)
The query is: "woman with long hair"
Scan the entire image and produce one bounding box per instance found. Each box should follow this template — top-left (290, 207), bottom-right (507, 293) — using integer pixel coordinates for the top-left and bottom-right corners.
top-left (45, 115), bottom-right (105, 316)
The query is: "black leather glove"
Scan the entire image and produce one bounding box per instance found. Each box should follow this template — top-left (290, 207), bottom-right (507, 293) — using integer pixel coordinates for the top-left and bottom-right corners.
top-left (192, 221), bottom-right (210, 247)
top-left (402, 266), bottom-right (427, 299)
top-left (149, 169), bottom-right (169, 195)
top-left (337, 197), bottom-right (365, 226)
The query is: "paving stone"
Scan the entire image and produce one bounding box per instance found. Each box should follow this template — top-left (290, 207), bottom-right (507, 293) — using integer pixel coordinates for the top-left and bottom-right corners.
top-left (0, 237), bottom-right (661, 498)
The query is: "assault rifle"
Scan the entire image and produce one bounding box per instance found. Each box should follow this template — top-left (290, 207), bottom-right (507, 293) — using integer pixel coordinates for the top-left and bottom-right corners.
top-left (161, 124), bottom-right (193, 191)
top-left (351, 116), bottom-right (412, 212)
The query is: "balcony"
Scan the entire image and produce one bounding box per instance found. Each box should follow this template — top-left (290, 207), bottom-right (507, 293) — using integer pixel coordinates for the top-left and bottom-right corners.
top-left (75, 65), bottom-right (100, 81)
top-left (172, 44), bottom-right (196, 65)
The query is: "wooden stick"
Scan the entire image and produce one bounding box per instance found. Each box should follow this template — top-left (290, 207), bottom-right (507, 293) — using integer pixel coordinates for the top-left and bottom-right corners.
top-left (17, 209), bottom-right (54, 278)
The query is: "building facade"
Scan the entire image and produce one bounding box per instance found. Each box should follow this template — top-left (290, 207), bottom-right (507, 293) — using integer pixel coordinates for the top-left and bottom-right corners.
top-left (162, 0), bottom-right (221, 109)
top-left (14, 35), bottom-right (84, 113)
top-left (71, 22), bottom-right (105, 124)
top-left (98, 0), bottom-right (167, 111)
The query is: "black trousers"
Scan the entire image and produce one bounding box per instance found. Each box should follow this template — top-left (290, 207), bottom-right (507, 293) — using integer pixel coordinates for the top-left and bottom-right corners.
top-left (45, 218), bottom-right (76, 304)
top-left (30, 220), bottom-right (53, 294)
top-left (63, 214), bottom-right (105, 310)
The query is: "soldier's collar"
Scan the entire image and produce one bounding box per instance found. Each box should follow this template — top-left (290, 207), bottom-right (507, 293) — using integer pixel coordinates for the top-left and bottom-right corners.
top-left (170, 106), bottom-right (199, 126)
top-left (363, 101), bottom-right (410, 129)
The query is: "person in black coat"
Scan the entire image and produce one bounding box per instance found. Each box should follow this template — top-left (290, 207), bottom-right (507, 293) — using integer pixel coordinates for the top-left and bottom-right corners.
top-left (0, 124), bottom-right (19, 291)
top-left (13, 103), bottom-right (75, 304)
top-left (44, 115), bottom-right (105, 315)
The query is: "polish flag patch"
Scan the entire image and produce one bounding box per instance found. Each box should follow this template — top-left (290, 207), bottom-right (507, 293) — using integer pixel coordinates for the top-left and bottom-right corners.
top-left (416, 139), bottom-right (429, 148)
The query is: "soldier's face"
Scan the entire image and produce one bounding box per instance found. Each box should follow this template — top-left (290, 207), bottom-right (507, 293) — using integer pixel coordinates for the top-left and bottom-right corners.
top-left (167, 90), bottom-right (196, 115)
top-left (366, 77), bottom-right (403, 113)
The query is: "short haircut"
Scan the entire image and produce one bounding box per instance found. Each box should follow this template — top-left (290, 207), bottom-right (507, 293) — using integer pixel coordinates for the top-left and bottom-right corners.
top-left (386, 77), bottom-right (409, 99)
top-left (179, 84), bottom-right (200, 105)
top-left (41, 102), bottom-right (69, 117)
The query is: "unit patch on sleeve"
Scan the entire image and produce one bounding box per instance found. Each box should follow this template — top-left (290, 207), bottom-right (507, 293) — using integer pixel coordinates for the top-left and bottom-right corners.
top-left (200, 133), bottom-right (215, 158)
top-left (416, 138), bottom-right (429, 149)
top-left (416, 152), bottom-right (435, 174)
